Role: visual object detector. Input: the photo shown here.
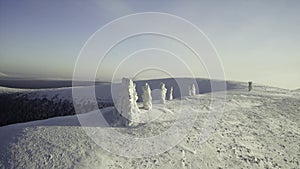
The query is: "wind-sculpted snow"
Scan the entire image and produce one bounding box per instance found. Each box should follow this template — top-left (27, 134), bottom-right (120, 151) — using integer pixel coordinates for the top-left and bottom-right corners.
top-left (0, 85), bottom-right (299, 168)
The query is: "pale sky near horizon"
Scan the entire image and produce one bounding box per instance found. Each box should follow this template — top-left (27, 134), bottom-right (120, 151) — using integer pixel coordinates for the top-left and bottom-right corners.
top-left (0, 0), bottom-right (299, 89)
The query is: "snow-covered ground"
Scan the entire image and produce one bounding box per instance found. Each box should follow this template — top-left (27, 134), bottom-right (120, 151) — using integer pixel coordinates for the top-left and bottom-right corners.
top-left (0, 86), bottom-right (32, 94)
top-left (0, 85), bottom-right (299, 168)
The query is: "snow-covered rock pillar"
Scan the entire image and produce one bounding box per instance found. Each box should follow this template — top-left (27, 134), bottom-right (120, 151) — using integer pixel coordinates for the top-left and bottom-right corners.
top-left (189, 84), bottom-right (196, 96)
top-left (142, 83), bottom-right (152, 110)
top-left (169, 86), bottom-right (173, 100)
top-left (160, 82), bottom-right (167, 104)
top-left (115, 78), bottom-right (139, 126)
top-left (191, 84), bottom-right (196, 96)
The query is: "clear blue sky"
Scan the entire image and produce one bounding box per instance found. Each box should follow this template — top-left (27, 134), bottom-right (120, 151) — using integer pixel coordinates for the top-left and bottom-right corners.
top-left (0, 0), bottom-right (299, 89)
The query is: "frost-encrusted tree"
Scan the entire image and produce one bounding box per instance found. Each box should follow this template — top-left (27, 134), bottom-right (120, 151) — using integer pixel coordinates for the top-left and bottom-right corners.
top-left (169, 86), bottom-right (173, 100)
top-left (142, 83), bottom-right (152, 110)
top-left (189, 84), bottom-right (196, 96)
top-left (115, 78), bottom-right (139, 126)
top-left (160, 82), bottom-right (167, 104)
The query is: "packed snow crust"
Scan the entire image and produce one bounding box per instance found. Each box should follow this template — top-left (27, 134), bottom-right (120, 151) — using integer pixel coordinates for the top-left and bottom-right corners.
top-left (0, 84), bottom-right (299, 168)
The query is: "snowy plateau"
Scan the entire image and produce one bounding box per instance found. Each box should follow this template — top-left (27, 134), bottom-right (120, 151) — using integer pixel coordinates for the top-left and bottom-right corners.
top-left (0, 78), bottom-right (299, 169)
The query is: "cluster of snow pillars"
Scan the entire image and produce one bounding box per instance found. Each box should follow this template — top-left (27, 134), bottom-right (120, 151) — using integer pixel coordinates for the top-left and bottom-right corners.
top-left (115, 79), bottom-right (177, 126)
top-left (142, 83), bottom-right (152, 110)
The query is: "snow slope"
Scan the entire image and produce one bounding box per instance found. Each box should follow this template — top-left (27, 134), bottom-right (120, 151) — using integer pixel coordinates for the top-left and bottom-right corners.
top-left (0, 78), bottom-right (239, 126)
top-left (0, 85), bottom-right (299, 168)
top-left (0, 72), bottom-right (7, 77)
top-left (0, 86), bottom-right (31, 94)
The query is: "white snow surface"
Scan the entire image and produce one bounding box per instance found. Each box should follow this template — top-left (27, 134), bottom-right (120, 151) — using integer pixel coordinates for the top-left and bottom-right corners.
top-left (0, 86), bottom-right (32, 94)
top-left (0, 85), bottom-right (299, 168)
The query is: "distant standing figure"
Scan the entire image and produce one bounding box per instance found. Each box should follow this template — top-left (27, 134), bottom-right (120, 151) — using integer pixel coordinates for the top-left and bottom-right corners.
top-left (248, 81), bottom-right (252, 91)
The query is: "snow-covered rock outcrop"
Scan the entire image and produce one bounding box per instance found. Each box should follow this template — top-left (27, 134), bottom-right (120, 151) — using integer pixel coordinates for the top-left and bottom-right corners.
top-left (160, 82), bottom-right (167, 104)
top-left (189, 84), bottom-right (196, 96)
top-left (115, 78), bottom-right (140, 126)
top-left (169, 86), bottom-right (173, 100)
top-left (142, 83), bottom-right (152, 110)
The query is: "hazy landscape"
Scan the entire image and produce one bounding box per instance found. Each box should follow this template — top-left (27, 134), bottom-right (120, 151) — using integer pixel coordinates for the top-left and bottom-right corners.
top-left (1, 1), bottom-right (299, 169)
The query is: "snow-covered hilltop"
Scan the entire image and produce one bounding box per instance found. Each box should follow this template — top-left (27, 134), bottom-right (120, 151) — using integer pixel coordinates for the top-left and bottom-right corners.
top-left (0, 78), bottom-right (240, 126)
top-left (0, 80), bottom-right (299, 168)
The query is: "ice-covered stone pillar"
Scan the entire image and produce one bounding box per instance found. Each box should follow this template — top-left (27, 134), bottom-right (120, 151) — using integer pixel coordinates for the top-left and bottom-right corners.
top-left (191, 84), bottom-right (196, 96)
top-left (115, 78), bottom-right (139, 126)
top-left (189, 84), bottom-right (196, 96)
top-left (160, 82), bottom-right (167, 104)
top-left (142, 83), bottom-right (152, 110)
top-left (169, 86), bottom-right (173, 100)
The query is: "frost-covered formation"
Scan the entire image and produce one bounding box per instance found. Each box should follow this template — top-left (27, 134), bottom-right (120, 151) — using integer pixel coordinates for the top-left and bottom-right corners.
top-left (160, 82), bottom-right (167, 104)
top-left (142, 83), bottom-right (152, 110)
top-left (115, 78), bottom-right (139, 126)
top-left (191, 84), bottom-right (196, 96)
top-left (189, 84), bottom-right (196, 96)
top-left (169, 86), bottom-right (173, 100)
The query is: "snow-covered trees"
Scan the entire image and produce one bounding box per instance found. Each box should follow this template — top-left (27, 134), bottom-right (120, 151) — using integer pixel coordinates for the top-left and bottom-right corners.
top-left (169, 86), bottom-right (173, 100)
top-left (142, 83), bottom-right (152, 110)
top-left (115, 78), bottom-right (139, 126)
top-left (160, 82), bottom-right (167, 104)
top-left (189, 84), bottom-right (196, 96)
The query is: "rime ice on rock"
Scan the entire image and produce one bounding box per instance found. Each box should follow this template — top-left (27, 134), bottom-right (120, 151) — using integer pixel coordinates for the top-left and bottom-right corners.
top-left (169, 86), bottom-right (173, 100)
top-left (189, 84), bottom-right (196, 96)
top-left (160, 82), bottom-right (167, 104)
top-left (142, 83), bottom-right (152, 110)
top-left (115, 78), bottom-right (140, 126)
top-left (191, 84), bottom-right (196, 96)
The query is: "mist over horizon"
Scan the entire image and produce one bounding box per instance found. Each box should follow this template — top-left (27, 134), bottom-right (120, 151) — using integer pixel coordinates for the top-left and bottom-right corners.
top-left (1, 1), bottom-right (300, 89)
